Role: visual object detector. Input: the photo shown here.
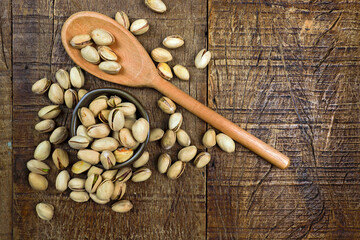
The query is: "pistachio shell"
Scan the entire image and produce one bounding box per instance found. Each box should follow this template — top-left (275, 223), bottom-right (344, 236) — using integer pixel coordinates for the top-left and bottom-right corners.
top-left (28, 172), bottom-right (48, 191)
top-left (176, 129), bottom-right (191, 147)
top-left (167, 161), bottom-right (186, 180)
top-left (163, 35), bottom-right (184, 49)
top-left (26, 160), bottom-right (50, 175)
top-left (91, 28), bottom-right (115, 46)
top-left (216, 133), bottom-right (235, 153)
top-left (108, 108), bottom-right (125, 131)
top-left (157, 62), bottom-right (173, 80)
top-left (32, 78), bottom-right (51, 94)
top-left (77, 149), bottom-right (100, 165)
top-left (99, 61), bottom-right (122, 74)
top-left (115, 11), bottom-right (130, 29)
top-left (202, 129), bottom-right (216, 148)
top-left (119, 128), bottom-right (138, 148)
top-left (55, 170), bottom-right (70, 192)
top-left (112, 200), bottom-right (133, 213)
top-left (90, 193), bottom-right (110, 204)
top-left (98, 109), bottom-right (111, 123)
top-left (130, 19), bottom-right (149, 35)
top-left (98, 46), bottom-right (118, 61)
top-left (68, 136), bottom-right (90, 149)
top-left (157, 153), bottom-right (171, 174)
top-left (114, 147), bottom-right (134, 163)
top-left (131, 118), bottom-right (149, 143)
top-left (100, 150), bottom-right (116, 169)
top-left (114, 167), bottom-right (132, 183)
top-left (34, 140), bottom-right (51, 161)
top-left (132, 151), bottom-right (149, 168)
top-left (78, 107), bottom-right (96, 127)
top-left (52, 148), bottom-right (70, 169)
top-left (195, 49), bottom-right (211, 69)
top-left (48, 83), bottom-right (64, 105)
top-left (71, 161), bottom-right (92, 174)
top-left (118, 102), bottom-right (136, 116)
top-left (107, 95), bottom-right (122, 108)
top-left (91, 137), bottom-right (119, 151)
top-left (38, 105), bottom-right (61, 119)
top-left (70, 66), bottom-right (85, 88)
top-left (70, 191), bottom-right (89, 202)
top-left (87, 166), bottom-right (104, 177)
top-left (102, 169), bottom-right (118, 180)
top-left (194, 152), bottom-right (211, 168)
top-left (78, 89), bottom-right (88, 100)
top-left (85, 174), bottom-right (102, 193)
top-left (157, 96), bottom-right (176, 114)
top-left (111, 182), bottom-right (126, 200)
top-left (145, 0), bottom-right (167, 13)
top-left (81, 45), bottom-right (101, 64)
top-left (173, 64), bottom-right (190, 81)
top-left (89, 95), bottom-right (108, 116)
top-left (76, 125), bottom-right (93, 142)
top-left (36, 203), bottom-right (54, 220)
top-left (55, 69), bottom-right (71, 89)
top-left (124, 118), bottom-right (136, 129)
top-left (169, 112), bottom-right (183, 132)
top-left (131, 167), bottom-right (152, 182)
top-left (96, 179), bottom-right (114, 200)
top-left (87, 123), bottom-right (111, 139)
top-left (70, 34), bottom-right (92, 49)
top-left (161, 130), bottom-right (176, 150)
top-left (34, 120), bottom-right (56, 133)
top-left (178, 145), bottom-right (197, 162)
top-left (68, 178), bottom-right (86, 191)
top-left (149, 128), bottom-right (164, 142)
top-left (64, 89), bottom-right (79, 109)
top-left (49, 126), bottom-right (68, 144)
top-left (151, 47), bottom-right (172, 62)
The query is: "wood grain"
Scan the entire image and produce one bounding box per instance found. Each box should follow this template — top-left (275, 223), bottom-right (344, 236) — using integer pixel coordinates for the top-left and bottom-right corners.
top-left (207, 0), bottom-right (360, 239)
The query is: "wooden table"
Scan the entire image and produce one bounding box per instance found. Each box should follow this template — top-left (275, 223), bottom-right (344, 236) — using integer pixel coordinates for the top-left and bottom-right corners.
top-left (1, 1), bottom-right (359, 239)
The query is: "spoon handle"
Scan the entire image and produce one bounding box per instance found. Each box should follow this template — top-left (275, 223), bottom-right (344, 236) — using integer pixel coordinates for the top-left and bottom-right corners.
top-left (151, 76), bottom-right (290, 169)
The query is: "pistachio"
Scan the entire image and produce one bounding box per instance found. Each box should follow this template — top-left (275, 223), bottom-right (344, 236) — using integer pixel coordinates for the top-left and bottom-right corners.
top-left (151, 47), bottom-right (172, 63)
top-left (124, 118), bottom-right (136, 129)
top-left (169, 112), bottom-right (183, 132)
top-left (108, 108), bottom-right (125, 131)
top-left (112, 130), bottom-right (120, 142)
top-left (194, 152), bottom-right (211, 168)
top-left (99, 61), bottom-right (122, 74)
top-left (55, 170), bottom-right (70, 192)
top-left (96, 179), bottom-right (115, 200)
top-left (34, 140), bottom-right (51, 161)
top-left (149, 128), bottom-right (164, 142)
top-left (132, 151), bottom-right (149, 168)
top-left (130, 19), bottom-right (149, 35)
top-left (26, 160), bottom-right (50, 175)
top-left (52, 148), bottom-right (69, 169)
top-left (132, 118), bottom-right (149, 143)
top-left (49, 126), bottom-right (68, 145)
top-left (87, 166), bottom-right (103, 177)
top-left (64, 89), bottom-right (78, 109)
top-left (115, 11), bottom-right (130, 29)
top-left (102, 169), bottom-right (118, 180)
top-left (71, 161), bottom-right (91, 174)
top-left (216, 133), bottom-right (235, 153)
top-left (157, 62), bottom-right (173, 80)
top-left (157, 153), bottom-right (171, 174)
top-left (28, 172), bottom-right (48, 191)
top-left (91, 28), bottom-right (115, 46)
top-left (100, 150), bottom-right (116, 169)
top-left (81, 45), bottom-right (101, 64)
top-left (112, 200), bottom-right (133, 213)
top-left (114, 167), bottom-right (132, 183)
top-left (85, 174), bottom-right (102, 193)
top-left (55, 69), bottom-right (71, 89)
top-left (178, 145), bottom-right (197, 162)
top-left (107, 95), bottom-right (122, 108)
top-left (68, 136), bottom-right (90, 149)
top-left (167, 161), bottom-right (186, 180)
top-left (76, 125), bottom-right (93, 142)
top-left (114, 147), bottom-right (134, 163)
top-left (91, 137), bottom-right (119, 151)
top-left (161, 130), bottom-right (176, 150)
top-left (176, 129), bottom-right (191, 147)
top-left (158, 96), bottom-right (176, 114)
top-left (195, 49), bottom-right (211, 69)
top-left (119, 128), bottom-right (138, 148)
top-left (78, 107), bottom-right (96, 127)
top-left (98, 46), bottom-right (118, 61)
top-left (173, 64), bottom-right (190, 81)
top-left (202, 129), bottom-right (216, 148)
top-left (111, 182), bottom-right (126, 200)
top-left (131, 167), bottom-right (152, 182)
top-left (32, 78), bottom-right (51, 94)
top-left (70, 66), bottom-right (85, 88)
top-left (87, 123), bottom-right (111, 139)
top-left (68, 178), bottom-right (86, 191)
top-left (48, 83), bottom-right (64, 105)
top-left (36, 203), bottom-right (54, 220)
top-left (89, 95), bottom-right (108, 116)
top-left (118, 102), bottom-right (136, 116)
top-left (163, 35), bottom-right (184, 49)
top-left (145, 0), bottom-right (166, 13)
top-left (77, 149), bottom-right (100, 165)
top-left (90, 193), bottom-right (110, 204)
top-left (78, 89), bottom-right (88, 100)
top-left (70, 34), bottom-right (92, 49)
top-left (38, 105), bottom-right (61, 119)
top-left (70, 191), bottom-right (89, 202)
top-left (98, 109), bottom-right (111, 123)
top-left (35, 119), bottom-right (55, 133)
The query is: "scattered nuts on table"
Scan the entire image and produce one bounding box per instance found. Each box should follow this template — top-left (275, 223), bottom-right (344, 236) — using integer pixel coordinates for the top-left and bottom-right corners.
top-left (157, 62), bottom-right (173, 80)
top-left (130, 19), bottom-right (149, 35)
top-left (162, 35), bottom-right (184, 49)
top-left (115, 11), bottom-right (130, 29)
top-left (173, 64), bottom-right (190, 81)
top-left (151, 47), bottom-right (173, 63)
top-left (145, 0), bottom-right (167, 13)
top-left (32, 78), bottom-right (51, 94)
top-left (195, 49), bottom-right (212, 69)
top-left (55, 69), bottom-right (71, 89)
top-left (36, 203), bottom-right (54, 220)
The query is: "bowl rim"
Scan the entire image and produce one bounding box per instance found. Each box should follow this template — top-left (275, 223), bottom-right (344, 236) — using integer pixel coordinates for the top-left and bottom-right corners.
top-left (70, 88), bottom-right (150, 169)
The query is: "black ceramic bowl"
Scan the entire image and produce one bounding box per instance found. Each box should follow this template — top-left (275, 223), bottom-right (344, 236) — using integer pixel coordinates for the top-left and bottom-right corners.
top-left (71, 88), bottom-right (150, 169)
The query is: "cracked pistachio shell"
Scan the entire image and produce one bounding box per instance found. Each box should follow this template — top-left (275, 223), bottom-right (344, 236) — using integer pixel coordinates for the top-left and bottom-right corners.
top-left (98, 109), bottom-right (111, 123)
top-left (52, 148), bottom-right (70, 170)
top-left (167, 161), bottom-right (186, 180)
top-left (89, 95), bottom-right (108, 116)
top-left (77, 149), bottom-right (100, 165)
top-left (70, 66), bottom-right (85, 88)
top-left (99, 61), bottom-right (122, 74)
top-left (91, 137), bottom-right (119, 152)
top-left (216, 133), bottom-right (235, 153)
top-left (115, 11), bottom-right (130, 29)
top-left (107, 95), bottom-right (122, 108)
top-left (77, 125), bottom-right (93, 142)
top-left (49, 126), bottom-right (68, 145)
top-left (70, 34), bottom-right (92, 49)
top-left (114, 167), bottom-right (132, 183)
top-left (87, 166), bottom-right (103, 177)
top-left (163, 35), bottom-right (184, 49)
top-left (90, 193), bottom-right (110, 205)
top-left (132, 118), bottom-right (149, 143)
top-left (119, 128), bottom-right (138, 148)
top-left (111, 182), bottom-right (126, 200)
top-left (64, 89), bottom-right (79, 109)
top-left (102, 169), bottom-right (118, 180)
top-left (32, 78), bottom-right (51, 94)
top-left (85, 174), bottom-right (102, 193)
top-left (68, 136), bottom-right (90, 149)
top-left (157, 153), bottom-right (171, 174)
top-left (178, 145), bottom-right (197, 162)
top-left (96, 179), bottom-right (115, 200)
top-left (194, 152), bottom-right (211, 168)
top-left (131, 167), bottom-right (152, 182)
top-left (114, 147), bottom-right (134, 163)
top-left (36, 203), bottom-right (54, 220)
top-left (98, 46), bottom-right (118, 61)
top-left (26, 160), bottom-right (50, 175)
top-left (124, 118), bottom-right (136, 129)
top-left (149, 128), bottom-right (164, 142)
top-left (202, 129), bottom-right (216, 148)
top-left (38, 105), bottom-right (61, 119)
top-left (130, 19), bottom-right (149, 35)
top-left (112, 200), bottom-right (133, 213)
top-left (161, 130), bottom-right (176, 150)
top-left (35, 119), bottom-right (55, 133)
top-left (81, 45), bottom-right (100, 64)
top-left (151, 47), bottom-right (172, 63)
top-left (55, 69), bottom-right (71, 89)
top-left (158, 96), bottom-right (176, 114)
top-left (195, 49), bottom-right (211, 69)
top-left (70, 191), bottom-right (89, 203)
top-left (29, 172), bottom-right (48, 191)
top-left (173, 64), bottom-right (190, 81)
top-left (55, 170), bottom-right (70, 192)
top-left (118, 102), bottom-right (136, 116)
top-left (108, 108), bottom-right (125, 131)
top-left (68, 178), bottom-right (86, 191)
top-left (78, 107), bottom-right (96, 127)
top-left (157, 62), bottom-right (173, 80)
top-left (34, 140), bottom-right (51, 161)
top-left (145, 0), bottom-right (166, 13)
top-left (48, 83), bottom-right (64, 105)
top-left (100, 150), bottom-right (116, 169)
top-left (87, 123), bottom-right (111, 139)
top-left (91, 28), bottom-right (115, 46)
top-left (169, 112), bottom-right (183, 132)
top-left (78, 89), bottom-right (88, 100)
top-left (71, 161), bottom-right (91, 174)
top-left (176, 129), bottom-right (191, 147)
top-left (132, 151), bottom-right (149, 168)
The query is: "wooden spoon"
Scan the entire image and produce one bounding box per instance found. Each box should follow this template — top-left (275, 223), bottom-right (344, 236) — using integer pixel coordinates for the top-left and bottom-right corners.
top-left (61, 11), bottom-right (290, 169)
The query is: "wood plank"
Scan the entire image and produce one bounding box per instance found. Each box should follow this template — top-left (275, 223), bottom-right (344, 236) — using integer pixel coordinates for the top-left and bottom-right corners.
top-left (12, 0), bottom-right (207, 239)
top-left (207, 1), bottom-right (360, 239)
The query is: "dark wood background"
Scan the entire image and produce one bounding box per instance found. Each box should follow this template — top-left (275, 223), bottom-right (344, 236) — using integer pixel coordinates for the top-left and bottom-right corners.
top-left (1, 0), bottom-right (359, 239)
